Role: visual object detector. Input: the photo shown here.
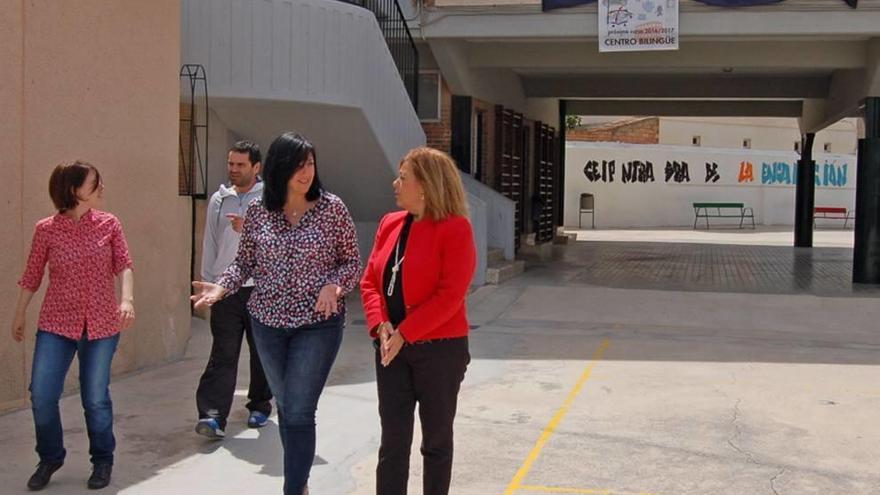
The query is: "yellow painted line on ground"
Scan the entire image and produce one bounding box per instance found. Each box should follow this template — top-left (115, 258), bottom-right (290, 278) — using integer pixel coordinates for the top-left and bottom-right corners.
top-left (503, 338), bottom-right (611, 495)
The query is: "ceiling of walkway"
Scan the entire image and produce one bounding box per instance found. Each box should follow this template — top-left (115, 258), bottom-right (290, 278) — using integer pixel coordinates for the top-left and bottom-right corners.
top-left (421, 4), bottom-right (880, 129)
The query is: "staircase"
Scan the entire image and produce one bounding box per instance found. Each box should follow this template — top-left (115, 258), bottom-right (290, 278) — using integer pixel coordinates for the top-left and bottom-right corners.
top-left (338, 0), bottom-right (418, 107)
top-left (181, 0), bottom-right (519, 287)
top-left (181, 0), bottom-right (425, 222)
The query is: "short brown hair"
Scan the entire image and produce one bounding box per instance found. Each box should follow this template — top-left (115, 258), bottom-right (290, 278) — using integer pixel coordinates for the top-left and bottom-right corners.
top-left (49, 161), bottom-right (101, 212)
top-left (402, 147), bottom-right (468, 221)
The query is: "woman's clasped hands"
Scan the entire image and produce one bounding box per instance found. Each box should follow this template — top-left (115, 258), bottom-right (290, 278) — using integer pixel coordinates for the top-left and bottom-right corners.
top-left (378, 321), bottom-right (404, 367)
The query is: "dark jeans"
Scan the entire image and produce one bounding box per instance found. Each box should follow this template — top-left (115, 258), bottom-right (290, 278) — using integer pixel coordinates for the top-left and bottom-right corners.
top-left (375, 337), bottom-right (470, 495)
top-left (250, 313), bottom-right (344, 495)
top-left (197, 286), bottom-right (272, 429)
top-left (29, 330), bottom-right (120, 466)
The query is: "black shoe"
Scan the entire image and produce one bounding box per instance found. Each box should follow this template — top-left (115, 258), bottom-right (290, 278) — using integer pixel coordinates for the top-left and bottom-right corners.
top-left (27, 461), bottom-right (63, 491)
top-left (87, 464), bottom-right (112, 490)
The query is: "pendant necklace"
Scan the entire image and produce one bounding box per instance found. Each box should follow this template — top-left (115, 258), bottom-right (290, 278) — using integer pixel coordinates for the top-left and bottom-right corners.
top-left (386, 237), bottom-right (405, 297)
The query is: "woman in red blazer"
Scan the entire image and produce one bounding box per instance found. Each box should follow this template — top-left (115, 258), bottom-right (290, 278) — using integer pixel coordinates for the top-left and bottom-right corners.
top-left (361, 147), bottom-right (476, 495)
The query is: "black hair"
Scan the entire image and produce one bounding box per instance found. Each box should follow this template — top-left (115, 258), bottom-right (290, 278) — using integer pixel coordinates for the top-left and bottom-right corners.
top-left (229, 140), bottom-right (261, 165)
top-left (262, 132), bottom-right (323, 211)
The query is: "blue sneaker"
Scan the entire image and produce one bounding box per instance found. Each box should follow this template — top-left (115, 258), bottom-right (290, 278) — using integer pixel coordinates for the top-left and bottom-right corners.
top-left (195, 418), bottom-right (225, 439)
top-left (247, 411), bottom-right (269, 428)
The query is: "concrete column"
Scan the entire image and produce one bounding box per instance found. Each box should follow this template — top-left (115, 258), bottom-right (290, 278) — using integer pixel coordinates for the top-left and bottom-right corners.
top-left (853, 97), bottom-right (880, 283)
top-left (794, 133), bottom-right (816, 247)
top-left (556, 100), bottom-right (567, 227)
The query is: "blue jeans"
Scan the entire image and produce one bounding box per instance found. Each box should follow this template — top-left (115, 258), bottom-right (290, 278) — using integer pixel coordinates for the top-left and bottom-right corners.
top-left (250, 314), bottom-right (344, 495)
top-left (30, 330), bottom-right (120, 465)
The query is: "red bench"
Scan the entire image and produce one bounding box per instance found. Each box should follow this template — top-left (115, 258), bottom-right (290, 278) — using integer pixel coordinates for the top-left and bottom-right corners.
top-left (814, 206), bottom-right (854, 228)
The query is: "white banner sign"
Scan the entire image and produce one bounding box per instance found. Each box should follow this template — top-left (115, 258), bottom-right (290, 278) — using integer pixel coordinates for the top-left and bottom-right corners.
top-left (599, 0), bottom-right (679, 53)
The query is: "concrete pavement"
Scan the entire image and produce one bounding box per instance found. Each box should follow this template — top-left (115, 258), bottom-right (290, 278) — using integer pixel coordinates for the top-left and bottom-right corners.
top-left (1, 228), bottom-right (878, 494)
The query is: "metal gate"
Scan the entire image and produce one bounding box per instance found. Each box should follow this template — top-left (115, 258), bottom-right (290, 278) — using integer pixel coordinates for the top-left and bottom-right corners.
top-left (534, 122), bottom-right (558, 244)
top-left (495, 106), bottom-right (525, 251)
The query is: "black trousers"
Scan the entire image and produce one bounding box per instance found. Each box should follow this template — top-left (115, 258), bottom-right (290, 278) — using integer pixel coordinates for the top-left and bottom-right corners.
top-left (196, 287), bottom-right (272, 429)
top-left (375, 337), bottom-right (469, 495)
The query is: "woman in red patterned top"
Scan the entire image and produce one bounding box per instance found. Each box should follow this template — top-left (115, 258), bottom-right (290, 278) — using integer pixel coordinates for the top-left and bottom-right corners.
top-left (11, 161), bottom-right (134, 491)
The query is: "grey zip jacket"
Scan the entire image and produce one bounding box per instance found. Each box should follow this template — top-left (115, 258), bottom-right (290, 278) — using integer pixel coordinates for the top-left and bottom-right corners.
top-left (201, 181), bottom-right (264, 284)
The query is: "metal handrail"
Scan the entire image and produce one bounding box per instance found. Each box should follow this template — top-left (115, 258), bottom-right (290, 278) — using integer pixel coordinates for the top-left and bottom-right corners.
top-left (339, 0), bottom-right (419, 109)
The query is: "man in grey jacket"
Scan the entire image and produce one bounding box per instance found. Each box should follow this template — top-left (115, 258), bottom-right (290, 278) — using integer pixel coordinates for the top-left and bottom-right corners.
top-left (195, 140), bottom-right (272, 439)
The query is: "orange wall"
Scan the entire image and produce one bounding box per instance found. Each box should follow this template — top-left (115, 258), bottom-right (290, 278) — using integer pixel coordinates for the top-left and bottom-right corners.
top-left (0, 0), bottom-right (189, 412)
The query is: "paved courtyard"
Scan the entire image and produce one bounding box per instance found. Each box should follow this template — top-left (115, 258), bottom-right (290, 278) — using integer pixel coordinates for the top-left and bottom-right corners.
top-left (1, 228), bottom-right (878, 494)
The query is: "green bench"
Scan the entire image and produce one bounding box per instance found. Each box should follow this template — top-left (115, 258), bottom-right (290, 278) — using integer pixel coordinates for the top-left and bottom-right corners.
top-left (693, 202), bottom-right (755, 229)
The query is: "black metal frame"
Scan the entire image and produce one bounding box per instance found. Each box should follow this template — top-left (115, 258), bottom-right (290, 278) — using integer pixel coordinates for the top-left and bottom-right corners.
top-left (557, 100), bottom-right (567, 230)
top-left (853, 97), bottom-right (880, 284)
top-left (534, 122), bottom-right (558, 242)
top-left (339, 0), bottom-right (419, 109)
top-left (179, 64), bottom-right (209, 295)
top-left (179, 64), bottom-right (208, 199)
top-left (495, 105), bottom-right (526, 251)
top-left (794, 133), bottom-right (816, 247)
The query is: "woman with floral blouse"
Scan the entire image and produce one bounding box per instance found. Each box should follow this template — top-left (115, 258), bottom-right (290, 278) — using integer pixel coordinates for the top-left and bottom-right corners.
top-left (192, 132), bottom-right (361, 495)
top-left (11, 161), bottom-right (135, 491)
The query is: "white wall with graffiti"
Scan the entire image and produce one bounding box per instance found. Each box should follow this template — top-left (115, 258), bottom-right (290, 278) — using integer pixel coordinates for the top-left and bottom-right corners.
top-left (565, 142), bottom-right (856, 228)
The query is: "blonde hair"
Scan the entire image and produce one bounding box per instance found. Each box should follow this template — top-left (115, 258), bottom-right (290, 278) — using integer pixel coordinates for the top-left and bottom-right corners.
top-left (402, 147), bottom-right (469, 221)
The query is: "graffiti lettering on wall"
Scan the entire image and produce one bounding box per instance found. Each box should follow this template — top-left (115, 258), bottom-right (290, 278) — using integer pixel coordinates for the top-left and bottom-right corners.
top-left (736, 161), bottom-right (849, 186)
top-left (738, 162), bottom-right (755, 183)
top-left (584, 160), bottom-right (703, 184)
top-left (583, 160), bottom-right (617, 182)
top-left (821, 163), bottom-right (848, 186)
top-left (621, 161), bottom-right (656, 183)
top-left (583, 160), bottom-right (721, 184)
top-left (582, 160), bottom-right (659, 183)
top-left (705, 163), bottom-right (721, 183)
top-left (583, 157), bottom-right (850, 187)
top-left (665, 161), bottom-right (690, 183)
top-left (761, 162), bottom-right (794, 185)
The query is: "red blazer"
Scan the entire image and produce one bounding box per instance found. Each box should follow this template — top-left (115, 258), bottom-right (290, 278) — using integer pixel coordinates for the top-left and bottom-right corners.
top-left (360, 210), bottom-right (476, 343)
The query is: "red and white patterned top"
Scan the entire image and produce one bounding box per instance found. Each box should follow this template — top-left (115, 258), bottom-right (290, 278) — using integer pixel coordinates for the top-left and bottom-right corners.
top-left (18, 209), bottom-right (133, 341)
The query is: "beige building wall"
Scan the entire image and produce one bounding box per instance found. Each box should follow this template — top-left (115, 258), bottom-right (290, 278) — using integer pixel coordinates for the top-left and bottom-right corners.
top-left (659, 117), bottom-right (858, 154)
top-left (1, 0), bottom-right (190, 413)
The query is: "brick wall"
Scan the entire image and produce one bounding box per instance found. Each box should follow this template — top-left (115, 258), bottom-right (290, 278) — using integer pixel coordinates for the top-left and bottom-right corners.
top-left (567, 117), bottom-right (659, 144)
top-left (419, 77), bottom-right (536, 200)
top-left (419, 79), bottom-right (497, 191)
top-left (422, 77), bottom-right (453, 153)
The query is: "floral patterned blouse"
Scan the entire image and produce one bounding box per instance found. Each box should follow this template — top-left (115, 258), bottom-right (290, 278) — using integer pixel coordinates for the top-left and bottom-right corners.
top-left (18, 209), bottom-right (133, 340)
top-left (217, 192), bottom-right (361, 328)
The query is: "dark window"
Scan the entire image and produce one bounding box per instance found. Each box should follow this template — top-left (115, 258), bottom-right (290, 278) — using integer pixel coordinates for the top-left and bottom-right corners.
top-left (417, 72), bottom-right (441, 122)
